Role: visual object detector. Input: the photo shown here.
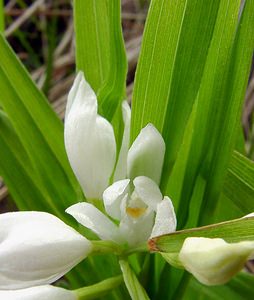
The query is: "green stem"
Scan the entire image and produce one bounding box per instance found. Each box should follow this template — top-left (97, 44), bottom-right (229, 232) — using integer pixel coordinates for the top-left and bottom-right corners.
top-left (119, 259), bottom-right (150, 300)
top-left (123, 243), bottom-right (148, 256)
top-left (91, 240), bottom-right (125, 255)
top-left (74, 275), bottom-right (123, 300)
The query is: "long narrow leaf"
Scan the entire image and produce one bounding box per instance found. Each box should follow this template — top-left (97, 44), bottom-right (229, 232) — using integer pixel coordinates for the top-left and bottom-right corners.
top-left (0, 111), bottom-right (50, 212)
top-left (170, 0), bottom-right (252, 228)
top-left (131, 0), bottom-right (220, 176)
top-left (74, 0), bottom-right (110, 92)
top-left (199, 0), bottom-right (254, 224)
top-left (0, 34), bottom-right (80, 211)
top-left (223, 151), bottom-right (254, 214)
top-left (185, 272), bottom-right (254, 300)
top-left (149, 215), bottom-right (254, 254)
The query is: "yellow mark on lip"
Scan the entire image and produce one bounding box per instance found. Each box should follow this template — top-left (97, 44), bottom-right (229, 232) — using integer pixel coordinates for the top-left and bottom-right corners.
top-left (126, 207), bottom-right (147, 218)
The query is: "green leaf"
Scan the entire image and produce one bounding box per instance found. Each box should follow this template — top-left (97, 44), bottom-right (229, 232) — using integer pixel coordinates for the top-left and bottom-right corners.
top-left (184, 272), bottom-right (254, 300)
top-left (0, 111), bottom-right (50, 212)
top-left (223, 151), bottom-right (254, 214)
top-left (74, 0), bottom-right (127, 122)
top-left (0, 34), bottom-right (80, 214)
top-left (74, 0), bottom-right (110, 93)
top-left (131, 0), bottom-right (220, 173)
top-left (168, 0), bottom-right (254, 228)
top-left (197, 0), bottom-right (254, 225)
top-left (149, 215), bottom-right (254, 254)
top-left (97, 0), bottom-right (127, 121)
top-left (119, 259), bottom-right (150, 300)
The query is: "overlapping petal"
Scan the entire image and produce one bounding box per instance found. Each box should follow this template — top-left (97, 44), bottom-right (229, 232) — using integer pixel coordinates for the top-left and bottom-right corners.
top-left (133, 176), bottom-right (162, 211)
top-left (64, 72), bottom-right (116, 199)
top-left (0, 285), bottom-right (77, 300)
top-left (114, 101), bottom-right (131, 181)
top-left (179, 237), bottom-right (254, 286)
top-left (127, 124), bottom-right (165, 184)
top-left (0, 212), bottom-right (91, 290)
top-left (150, 197), bottom-right (177, 237)
top-left (66, 203), bottom-right (125, 244)
top-left (103, 179), bottom-right (130, 220)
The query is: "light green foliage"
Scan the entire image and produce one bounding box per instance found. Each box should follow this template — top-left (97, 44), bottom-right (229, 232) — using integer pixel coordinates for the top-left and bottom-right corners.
top-left (74, 0), bottom-right (110, 93)
top-left (223, 151), bottom-right (254, 213)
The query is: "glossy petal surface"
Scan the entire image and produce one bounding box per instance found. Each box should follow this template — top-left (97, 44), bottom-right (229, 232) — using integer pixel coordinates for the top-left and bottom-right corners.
top-left (103, 179), bottom-right (130, 220)
top-left (150, 197), bottom-right (177, 237)
top-left (133, 176), bottom-right (162, 211)
top-left (127, 124), bottom-right (165, 184)
top-left (179, 237), bottom-right (254, 286)
top-left (66, 203), bottom-right (124, 243)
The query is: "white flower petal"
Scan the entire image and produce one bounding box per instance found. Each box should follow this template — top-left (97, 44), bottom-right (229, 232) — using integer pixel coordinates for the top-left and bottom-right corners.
top-left (133, 176), bottom-right (162, 211)
top-left (64, 73), bottom-right (116, 199)
top-left (0, 285), bottom-right (77, 300)
top-left (0, 212), bottom-right (91, 290)
top-left (127, 124), bottom-right (165, 184)
top-left (65, 71), bottom-right (83, 118)
top-left (103, 179), bottom-right (130, 220)
top-left (179, 237), bottom-right (254, 286)
top-left (114, 101), bottom-right (131, 181)
top-left (120, 210), bottom-right (155, 247)
top-left (66, 203), bottom-right (124, 244)
top-left (150, 197), bottom-right (177, 238)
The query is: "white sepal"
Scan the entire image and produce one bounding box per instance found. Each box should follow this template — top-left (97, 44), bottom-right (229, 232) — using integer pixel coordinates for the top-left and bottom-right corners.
top-left (0, 212), bottom-right (91, 290)
top-left (64, 72), bottom-right (116, 199)
top-left (179, 237), bottom-right (254, 286)
top-left (150, 197), bottom-right (177, 238)
top-left (0, 285), bottom-right (77, 300)
top-left (127, 124), bottom-right (165, 184)
top-left (66, 203), bottom-right (124, 244)
top-left (114, 101), bottom-right (131, 181)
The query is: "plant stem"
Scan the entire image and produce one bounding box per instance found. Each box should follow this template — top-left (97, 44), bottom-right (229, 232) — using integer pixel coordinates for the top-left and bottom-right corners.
top-left (74, 275), bottom-right (123, 300)
top-left (123, 243), bottom-right (148, 256)
top-left (91, 240), bottom-right (125, 255)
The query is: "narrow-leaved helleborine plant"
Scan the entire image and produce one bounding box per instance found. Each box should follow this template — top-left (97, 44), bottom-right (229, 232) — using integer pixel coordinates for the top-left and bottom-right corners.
top-left (1, 72), bottom-right (254, 299)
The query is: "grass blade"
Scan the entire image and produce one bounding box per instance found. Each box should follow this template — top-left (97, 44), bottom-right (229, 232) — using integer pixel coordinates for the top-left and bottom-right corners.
top-left (74, 0), bottom-right (110, 92)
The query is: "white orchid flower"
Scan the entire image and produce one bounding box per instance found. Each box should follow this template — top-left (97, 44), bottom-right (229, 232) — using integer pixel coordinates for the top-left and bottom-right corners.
top-left (0, 285), bottom-right (77, 300)
top-left (179, 237), bottom-right (254, 286)
top-left (0, 211), bottom-right (91, 290)
top-left (65, 73), bottom-right (177, 247)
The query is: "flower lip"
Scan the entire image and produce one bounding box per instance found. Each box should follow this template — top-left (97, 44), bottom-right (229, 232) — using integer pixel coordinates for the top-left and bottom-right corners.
top-left (125, 206), bottom-right (147, 218)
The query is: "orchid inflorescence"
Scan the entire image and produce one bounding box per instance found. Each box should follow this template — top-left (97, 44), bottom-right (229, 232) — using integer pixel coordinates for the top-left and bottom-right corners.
top-left (0, 73), bottom-right (254, 299)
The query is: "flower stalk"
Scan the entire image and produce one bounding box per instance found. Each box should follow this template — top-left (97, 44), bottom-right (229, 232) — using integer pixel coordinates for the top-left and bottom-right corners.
top-left (74, 275), bottom-right (123, 300)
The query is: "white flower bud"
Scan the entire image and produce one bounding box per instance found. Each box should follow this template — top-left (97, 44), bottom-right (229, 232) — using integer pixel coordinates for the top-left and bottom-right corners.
top-left (179, 237), bottom-right (254, 285)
